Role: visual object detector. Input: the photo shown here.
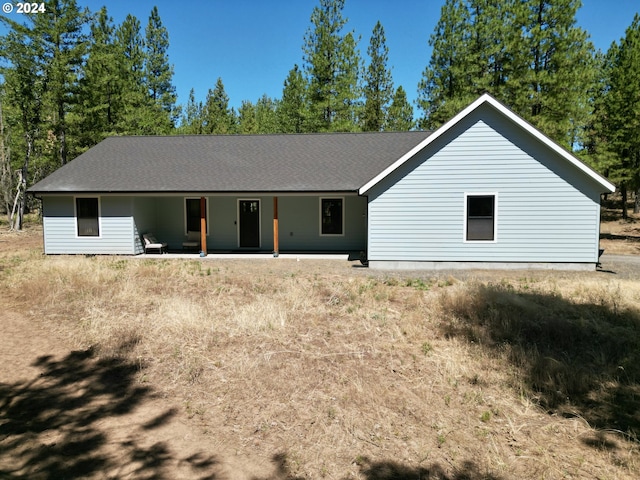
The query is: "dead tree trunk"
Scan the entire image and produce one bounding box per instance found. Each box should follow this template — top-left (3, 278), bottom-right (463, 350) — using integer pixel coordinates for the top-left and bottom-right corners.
top-left (0, 100), bottom-right (11, 220)
top-left (621, 183), bottom-right (628, 220)
top-left (10, 133), bottom-right (32, 231)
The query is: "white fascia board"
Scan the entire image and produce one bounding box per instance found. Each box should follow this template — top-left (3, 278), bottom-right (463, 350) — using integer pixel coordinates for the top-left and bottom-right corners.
top-left (359, 93), bottom-right (616, 195)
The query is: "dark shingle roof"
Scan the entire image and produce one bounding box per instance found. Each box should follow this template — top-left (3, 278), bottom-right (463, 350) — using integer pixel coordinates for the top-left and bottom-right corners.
top-left (28, 131), bottom-right (432, 194)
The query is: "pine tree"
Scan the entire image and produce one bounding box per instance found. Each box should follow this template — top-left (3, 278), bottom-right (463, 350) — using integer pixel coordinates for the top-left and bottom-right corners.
top-left (278, 65), bottom-right (308, 133)
top-left (417, 0), bottom-right (594, 146)
top-left (601, 15), bottom-right (640, 217)
top-left (238, 100), bottom-right (257, 134)
top-left (74, 7), bottom-right (121, 148)
top-left (254, 94), bottom-right (279, 133)
top-left (362, 21), bottom-right (393, 131)
top-left (385, 86), bottom-right (414, 131)
top-left (203, 78), bottom-right (237, 134)
top-left (144, 6), bottom-right (177, 124)
top-left (116, 14), bottom-right (166, 135)
top-left (416, 0), bottom-right (474, 129)
top-left (510, 0), bottom-right (595, 147)
top-left (0, 18), bottom-right (45, 229)
top-left (303, 0), bottom-right (361, 132)
top-left (32, 0), bottom-right (88, 168)
top-left (180, 88), bottom-right (205, 134)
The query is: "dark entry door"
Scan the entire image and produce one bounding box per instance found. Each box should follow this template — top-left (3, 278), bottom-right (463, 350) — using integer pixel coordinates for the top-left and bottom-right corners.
top-left (239, 200), bottom-right (260, 248)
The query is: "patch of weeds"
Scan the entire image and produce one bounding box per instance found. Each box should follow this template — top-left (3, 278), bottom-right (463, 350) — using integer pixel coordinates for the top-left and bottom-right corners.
top-left (437, 433), bottom-right (446, 447)
top-left (421, 341), bottom-right (433, 355)
top-left (383, 277), bottom-right (399, 287)
top-left (371, 312), bottom-right (387, 326)
top-left (480, 411), bottom-right (491, 422)
top-left (358, 279), bottom-right (378, 294)
top-left (405, 278), bottom-right (431, 291)
top-left (111, 259), bottom-right (127, 270)
top-left (437, 276), bottom-right (455, 287)
top-left (444, 394), bottom-right (451, 407)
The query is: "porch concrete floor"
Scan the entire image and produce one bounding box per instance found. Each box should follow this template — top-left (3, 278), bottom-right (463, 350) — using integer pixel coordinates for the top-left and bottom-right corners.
top-left (135, 252), bottom-right (352, 260)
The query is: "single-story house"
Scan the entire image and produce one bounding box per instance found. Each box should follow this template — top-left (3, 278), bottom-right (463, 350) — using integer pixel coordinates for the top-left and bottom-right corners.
top-left (28, 94), bottom-right (615, 270)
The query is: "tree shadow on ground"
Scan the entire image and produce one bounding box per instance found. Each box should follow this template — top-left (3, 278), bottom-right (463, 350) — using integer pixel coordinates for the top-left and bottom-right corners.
top-left (0, 344), bottom-right (219, 479)
top-left (439, 282), bottom-right (640, 444)
top-left (350, 457), bottom-right (503, 480)
top-left (255, 453), bottom-right (502, 480)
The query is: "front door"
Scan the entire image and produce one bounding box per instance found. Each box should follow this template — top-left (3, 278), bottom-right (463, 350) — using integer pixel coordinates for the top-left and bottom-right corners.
top-left (239, 200), bottom-right (260, 248)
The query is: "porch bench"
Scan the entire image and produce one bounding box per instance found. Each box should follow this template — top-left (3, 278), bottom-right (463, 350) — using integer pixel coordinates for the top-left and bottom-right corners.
top-left (142, 233), bottom-right (168, 254)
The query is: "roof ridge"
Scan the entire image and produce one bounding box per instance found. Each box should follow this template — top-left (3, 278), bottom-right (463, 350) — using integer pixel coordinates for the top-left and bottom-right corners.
top-left (102, 130), bottom-right (432, 140)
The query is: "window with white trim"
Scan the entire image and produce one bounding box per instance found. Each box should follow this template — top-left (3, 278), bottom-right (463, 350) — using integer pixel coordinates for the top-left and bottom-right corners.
top-left (466, 195), bottom-right (495, 241)
top-left (320, 198), bottom-right (343, 235)
top-left (76, 197), bottom-right (100, 237)
top-left (185, 198), bottom-right (207, 233)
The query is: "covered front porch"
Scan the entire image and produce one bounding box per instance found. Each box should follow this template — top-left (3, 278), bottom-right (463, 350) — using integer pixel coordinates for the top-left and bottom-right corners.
top-left (133, 193), bottom-right (368, 257)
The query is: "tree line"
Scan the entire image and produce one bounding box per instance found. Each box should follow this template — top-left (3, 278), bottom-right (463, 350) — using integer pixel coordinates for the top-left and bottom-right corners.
top-left (1, 0), bottom-right (639, 229)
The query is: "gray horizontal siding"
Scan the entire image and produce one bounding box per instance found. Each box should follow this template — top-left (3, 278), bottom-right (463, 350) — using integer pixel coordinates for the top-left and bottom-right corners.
top-left (42, 196), bottom-right (136, 255)
top-left (367, 106), bottom-right (602, 264)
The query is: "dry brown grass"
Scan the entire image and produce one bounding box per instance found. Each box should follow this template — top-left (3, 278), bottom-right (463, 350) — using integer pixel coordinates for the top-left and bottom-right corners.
top-left (1, 225), bottom-right (639, 479)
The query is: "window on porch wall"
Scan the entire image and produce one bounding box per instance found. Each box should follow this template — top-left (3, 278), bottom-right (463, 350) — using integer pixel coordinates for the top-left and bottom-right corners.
top-left (321, 198), bottom-right (343, 235)
top-left (185, 198), bottom-right (206, 233)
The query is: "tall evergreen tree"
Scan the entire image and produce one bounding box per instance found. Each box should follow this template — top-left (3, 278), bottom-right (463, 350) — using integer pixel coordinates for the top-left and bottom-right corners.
top-left (510, 0), bottom-right (595, 147)
top-left (417, 0), bottom-right (595, 147)
top-left (74, 7), bottom-right (121, 148)
top-left (303, 0), bottom-right (361, 132)
top-left (238, 100), bottom-right (257, 134)
top-left (144, 6), bottom-right (177, 124)
top-left (362, 21), bottom-right (393, 131)
top-left (32, 0), bottom-right (88, 168)
top-left (385, 86), bottom-right (414, 131)
top-left (600, 15), bottom-right (640, 217)
top-left (115, 14), bottom-right (165, 135)
top-left (417, 0), bottom-right (474, 128)
top-left (203, 78), bottom-right (237, 134)
top-left (0, 18), bottom-right (45, 229)
top-left (179, 88), bottom-right (205, 134)
top-left (254, 94), bottom-right (279, 133)
top-left (278, 65), bottom-right (308, 133)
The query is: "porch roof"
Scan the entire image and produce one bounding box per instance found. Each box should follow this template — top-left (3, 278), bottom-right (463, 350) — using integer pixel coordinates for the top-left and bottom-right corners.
top-left (28, 131), bottom-right (432, 194)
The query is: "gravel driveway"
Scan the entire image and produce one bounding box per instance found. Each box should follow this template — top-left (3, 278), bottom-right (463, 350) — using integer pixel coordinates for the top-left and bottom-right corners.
top-left (598, 254), bottom-right (640, 280)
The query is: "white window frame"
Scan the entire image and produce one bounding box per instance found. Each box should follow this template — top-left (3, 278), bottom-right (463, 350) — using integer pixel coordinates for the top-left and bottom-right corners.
top-left (463, 192), bottom-right (498, 243)
top-left (319, 197), bottom-right (345, 237)
top-left (74, 196), bottom-right (102, 238)
top-left (184, 197), bottom-right (210, 235)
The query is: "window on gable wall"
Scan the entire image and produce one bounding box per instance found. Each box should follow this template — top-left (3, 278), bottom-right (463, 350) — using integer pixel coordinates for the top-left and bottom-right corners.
top-left (466, 195), bottom-right (495, 241)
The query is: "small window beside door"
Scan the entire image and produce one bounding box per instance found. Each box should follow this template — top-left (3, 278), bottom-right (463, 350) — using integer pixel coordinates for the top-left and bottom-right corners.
top-left (76, 197), bottom-right (100, 237)
top-left (465, 194), bottom-right (496, 241)
top-left (320, 198), bottom-right (344, 236)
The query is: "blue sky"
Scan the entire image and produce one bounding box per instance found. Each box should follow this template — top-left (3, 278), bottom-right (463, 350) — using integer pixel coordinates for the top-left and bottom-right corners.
top-left (2, 1), bottom-right (639, 116)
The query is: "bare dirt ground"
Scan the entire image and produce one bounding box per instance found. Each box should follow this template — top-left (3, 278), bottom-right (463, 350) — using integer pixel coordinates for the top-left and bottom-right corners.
top-left (1, 221), bottom-right (639, 479)
top-left (0, 228), bottom-right (286, 479)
